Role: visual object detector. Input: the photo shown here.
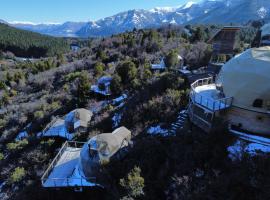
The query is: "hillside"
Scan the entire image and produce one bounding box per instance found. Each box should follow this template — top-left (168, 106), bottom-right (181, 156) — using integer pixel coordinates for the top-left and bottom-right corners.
top-left (0, 23), bottom-right (69, 58)
top-left (0, 24), bottom-right (267, 200)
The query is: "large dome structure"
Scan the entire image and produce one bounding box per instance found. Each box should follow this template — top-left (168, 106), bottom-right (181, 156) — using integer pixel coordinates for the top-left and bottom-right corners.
top-left (78, 127), bottom-right (131, 180)
top-left (216, 46), bottom-right (270, 111)
top-left (261, 23), bottom-right (270, 38)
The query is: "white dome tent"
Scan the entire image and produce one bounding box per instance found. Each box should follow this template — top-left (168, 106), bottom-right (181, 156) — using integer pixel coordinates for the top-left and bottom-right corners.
top-left (261, 23), bottom-right (270, 46)
top-left (216, 46), bottom-right (270, 111)
top-left (188, 46), bottom-right (270, 135)
top-left (261, 23), bottom-right (270, 38)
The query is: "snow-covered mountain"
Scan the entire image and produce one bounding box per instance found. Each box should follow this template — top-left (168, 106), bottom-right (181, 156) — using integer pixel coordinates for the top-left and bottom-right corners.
top-left (0, 19), bottom-right (8, 24)
top-left (5, 0), bottom-right (270, 37)
top-left (10, 21), bottom-right (87, 37)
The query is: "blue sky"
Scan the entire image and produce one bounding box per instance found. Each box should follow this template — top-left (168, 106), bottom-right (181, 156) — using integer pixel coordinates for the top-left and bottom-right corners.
top-left (1, 0), bottom-right (199, 23)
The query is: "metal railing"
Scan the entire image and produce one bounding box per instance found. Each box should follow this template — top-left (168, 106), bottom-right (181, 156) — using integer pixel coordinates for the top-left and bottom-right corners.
top-left (41, 141), bottom-right (96, 187)
top-left (190, 77), bottom-right (233, 112)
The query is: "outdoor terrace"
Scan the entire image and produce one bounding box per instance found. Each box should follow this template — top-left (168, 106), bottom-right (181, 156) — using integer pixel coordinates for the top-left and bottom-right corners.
top-left (190, 77), bottom-right (233, 112)
top-left (41, 141), bottom-right (96, 188)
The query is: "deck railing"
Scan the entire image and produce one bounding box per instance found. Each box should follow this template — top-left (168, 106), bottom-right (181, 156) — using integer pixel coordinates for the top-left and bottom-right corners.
top-left (41, 141), bottom-right (96, 187)
top-left (190, 77), bottom-right (233, 112)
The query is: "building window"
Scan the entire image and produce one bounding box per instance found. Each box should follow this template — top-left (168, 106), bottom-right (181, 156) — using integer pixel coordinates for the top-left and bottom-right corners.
top-left (253, 99), bottom-right (263, 108)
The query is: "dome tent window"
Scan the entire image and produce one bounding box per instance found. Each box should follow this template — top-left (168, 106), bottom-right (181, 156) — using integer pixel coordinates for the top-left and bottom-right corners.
top-left (253, 99), bottom-right (263, 108)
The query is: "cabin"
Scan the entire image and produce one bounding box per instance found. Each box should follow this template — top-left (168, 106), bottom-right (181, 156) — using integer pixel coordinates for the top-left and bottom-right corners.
top-left (208, 26), bottom-right (241, 73)
top-left (91, 76), bottom-right (112, 96)
top-left (41, 127), bottom-right (132, 189)
top-left (151, 58), bottom-right (166, 71)
top-left (188, 47), bottom-right (270, 136)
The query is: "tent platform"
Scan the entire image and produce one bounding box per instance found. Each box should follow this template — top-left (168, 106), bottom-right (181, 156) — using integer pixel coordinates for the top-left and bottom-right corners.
top-left (41, 141), bottom-right (96, 188)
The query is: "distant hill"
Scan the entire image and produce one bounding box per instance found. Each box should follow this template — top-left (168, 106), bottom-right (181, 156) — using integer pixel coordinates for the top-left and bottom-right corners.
top-left (0, 23), bottom-right (69, 58)
top-left (12, 21), bottom-right (87, 37)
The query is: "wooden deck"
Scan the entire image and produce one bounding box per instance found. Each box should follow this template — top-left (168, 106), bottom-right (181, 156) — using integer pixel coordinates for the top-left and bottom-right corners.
top-left (41, 141), bottom-right (97, 188)
top-left (43, 147), bottom-right (81, 187)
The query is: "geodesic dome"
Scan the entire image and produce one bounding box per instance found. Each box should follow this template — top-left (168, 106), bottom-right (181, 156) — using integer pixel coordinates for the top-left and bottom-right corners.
top-left (261, 23), bottom-right (270, 37)
top-left (78, 127), bottom-right (131, 179)
top-left (216, 46), bottom-right (270, 110)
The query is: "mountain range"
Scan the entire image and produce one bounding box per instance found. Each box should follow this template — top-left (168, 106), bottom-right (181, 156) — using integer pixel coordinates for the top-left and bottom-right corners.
top-left (2, 0), bottom-right (270, 38)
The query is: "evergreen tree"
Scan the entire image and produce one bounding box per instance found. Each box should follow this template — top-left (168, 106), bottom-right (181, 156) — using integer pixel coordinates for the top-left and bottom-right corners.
top-left (120, 166), bottom-right (145, 198)
top-left (116, 61), bottom-right (138, 83)
top-left (193, 27), bottom-right (206, 42)
top-left (94, 62), bottom-right (105, 76)
top-left (77, 72), bottom-right (90, 106)
top-left (165, 50), bottom-right (179, 70)
top-left (110, 74), bottom-right (123, 94)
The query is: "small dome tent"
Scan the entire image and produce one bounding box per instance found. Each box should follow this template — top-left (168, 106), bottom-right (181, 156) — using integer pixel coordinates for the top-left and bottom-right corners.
top-left (216, 46), bottom-right (270, 111)
top-left (78, 127), bottom-right (131, 179)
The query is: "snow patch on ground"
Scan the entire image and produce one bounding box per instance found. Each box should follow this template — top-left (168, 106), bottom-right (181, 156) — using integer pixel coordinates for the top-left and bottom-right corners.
top-left (112, 94), bottom-right (128, 105)
top-left (112, 113), bottom-right (123, 128)
top-left (91, 85), bottom-right (111, 96)
top-left (0, 181), bottom-right (6, 191)
top-left (182, 1), bottom-right (197, 9)
top-left (16, 131), bottom-right (28, 141)
top-left (147, 125), bottom-right (169, 136)
top-left (227, 140), bottom-right (270, 160)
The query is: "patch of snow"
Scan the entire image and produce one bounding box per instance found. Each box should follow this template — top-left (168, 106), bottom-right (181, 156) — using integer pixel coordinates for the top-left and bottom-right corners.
top-left (112, 112), bottom-right (122, 128)
top-left (91, 85), bottom-right (111, 96)
top-left (227, 140), bottom-right (270, 161)
top-left (16, 131), bottom-right (28, 141)
top-left (181, 1), bottom-right (197, 9)
top-left (147, 125), bottom-right (169, 136)
top-left (112, 94), bottom-right (128, 105)
top-left (257, 7), bottom-right (268, 19)
top-left (0, 181), bottom-right (6, 191)
top-left (150, 6), bottom-right (177, 13)
top-left (170, 18), bottom-right (177, 24)
top-left (116, 102), bottom-right (125, 109)
top-left (97, 76), bottom-right (112, 85)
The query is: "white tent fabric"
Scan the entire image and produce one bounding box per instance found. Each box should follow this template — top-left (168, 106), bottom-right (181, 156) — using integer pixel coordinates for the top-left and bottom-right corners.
top-left (261, 23), bottom-right (270, 37)
top-left (216, 47), bottom-right (270, 110)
